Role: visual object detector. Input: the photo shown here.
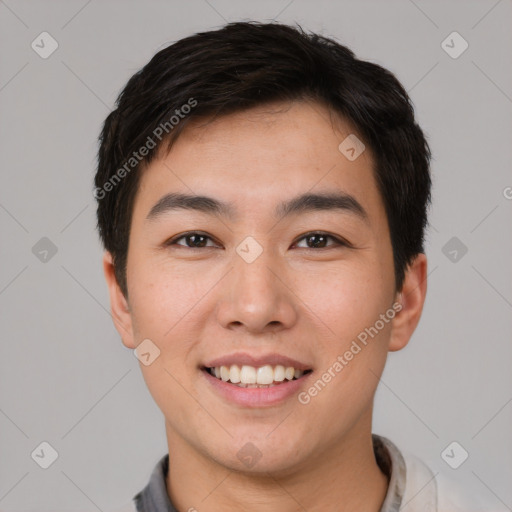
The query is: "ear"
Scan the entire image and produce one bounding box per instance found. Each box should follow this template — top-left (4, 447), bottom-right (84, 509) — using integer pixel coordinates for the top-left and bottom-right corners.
top-left (388, 253), bottom-right (428, 352)
top-left (102, 251), bottom-right (137, 349)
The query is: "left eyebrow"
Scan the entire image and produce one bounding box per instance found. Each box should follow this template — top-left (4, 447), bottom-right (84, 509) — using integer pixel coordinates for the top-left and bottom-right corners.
top-left (145, 191), bottom-right (368, 223)
top-left (275, 191), bottom-right (368, 222)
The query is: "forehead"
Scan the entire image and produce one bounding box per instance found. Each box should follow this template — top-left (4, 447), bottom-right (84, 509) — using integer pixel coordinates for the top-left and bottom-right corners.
top-left (133, 100), bottom-right (383, 222)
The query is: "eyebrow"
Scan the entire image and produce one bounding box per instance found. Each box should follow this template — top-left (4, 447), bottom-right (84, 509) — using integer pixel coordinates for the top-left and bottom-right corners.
top-left (145, 191), bottom-right (368, 223)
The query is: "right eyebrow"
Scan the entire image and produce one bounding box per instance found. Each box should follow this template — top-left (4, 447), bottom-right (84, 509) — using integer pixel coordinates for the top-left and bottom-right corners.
top-left (146, 193), bottom-right (236, 222)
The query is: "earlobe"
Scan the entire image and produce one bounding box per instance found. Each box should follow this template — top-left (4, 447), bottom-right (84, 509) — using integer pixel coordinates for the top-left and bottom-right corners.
top-left (388, 253), bottom-right (428, 352)
top-left (102, 251), bottom-right (137, 349)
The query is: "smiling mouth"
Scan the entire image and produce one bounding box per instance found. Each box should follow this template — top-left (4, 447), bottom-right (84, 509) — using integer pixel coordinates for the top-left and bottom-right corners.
top-left (203, 364), bottom-right (313, 388)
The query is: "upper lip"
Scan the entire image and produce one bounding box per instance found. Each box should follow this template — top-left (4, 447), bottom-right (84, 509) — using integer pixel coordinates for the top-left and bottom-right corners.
top-left (203, 352), bottom-right (312, 371)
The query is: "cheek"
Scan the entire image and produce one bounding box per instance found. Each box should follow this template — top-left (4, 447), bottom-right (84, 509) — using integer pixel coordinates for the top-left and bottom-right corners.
top-left (126, 257), bottom-right (219, 408)
top-left (294, 261), bottom-right (393, 401)
top-left (299, 313), bottom-right (391, 435)
top-left (127, 256), bottom-right (206, 340)
top-left (295, 262), bottom-right (392, 345)
top-left (128, 263), bottom-right (206, 425)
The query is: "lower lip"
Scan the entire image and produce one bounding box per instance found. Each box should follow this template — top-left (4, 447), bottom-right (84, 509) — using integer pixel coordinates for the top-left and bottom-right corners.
top-left (202, 369), bottom-right (312, 407)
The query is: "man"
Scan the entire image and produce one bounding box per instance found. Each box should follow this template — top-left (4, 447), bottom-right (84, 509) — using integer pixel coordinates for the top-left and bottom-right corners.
top-left (94, 21), bottom-right (490, 512)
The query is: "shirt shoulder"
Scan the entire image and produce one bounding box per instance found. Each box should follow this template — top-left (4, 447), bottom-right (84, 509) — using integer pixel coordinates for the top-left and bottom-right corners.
top-left (375, 436), bottom-right (508, 512)
top-left (401, 450), bottom-right (508, 512)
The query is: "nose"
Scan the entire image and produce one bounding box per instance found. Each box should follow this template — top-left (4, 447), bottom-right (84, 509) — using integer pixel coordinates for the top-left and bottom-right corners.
top-left (215, 247), bottom-right (298, 335)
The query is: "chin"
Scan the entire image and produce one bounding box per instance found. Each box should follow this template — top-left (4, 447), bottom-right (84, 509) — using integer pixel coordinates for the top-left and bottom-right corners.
top-left (204, 428), bottom-right (312, 476)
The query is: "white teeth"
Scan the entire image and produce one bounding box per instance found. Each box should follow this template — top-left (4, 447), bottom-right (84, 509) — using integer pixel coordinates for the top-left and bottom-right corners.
top-left (208, 364), bottom-right (309, 385)
top-left (256, 365), bottom-right (274, 385)
top-left (229, 365), bottom-right (241, 383)
top-left (240, 365), bottom-right (257, 384)
top-left (274, 365), bottom-right (285, 382)
top-left (220, 366), bottom-right (230, 382)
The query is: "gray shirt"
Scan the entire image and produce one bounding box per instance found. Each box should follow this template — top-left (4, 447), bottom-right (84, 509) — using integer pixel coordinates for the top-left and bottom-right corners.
top-left (110, 433), bottom-right (506, 512)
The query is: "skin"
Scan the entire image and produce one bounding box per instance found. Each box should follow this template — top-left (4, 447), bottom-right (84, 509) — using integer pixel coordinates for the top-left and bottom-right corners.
top-left (103, 99), bottom-right (427, 512)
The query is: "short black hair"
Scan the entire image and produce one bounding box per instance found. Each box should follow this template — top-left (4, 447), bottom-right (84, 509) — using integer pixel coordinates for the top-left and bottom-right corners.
top-left (95, 21), bottom-right (431, 299)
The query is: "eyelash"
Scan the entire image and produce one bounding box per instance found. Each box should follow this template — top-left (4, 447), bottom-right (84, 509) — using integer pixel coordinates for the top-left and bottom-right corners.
top-left (166, 231), bottom-right (351, 250)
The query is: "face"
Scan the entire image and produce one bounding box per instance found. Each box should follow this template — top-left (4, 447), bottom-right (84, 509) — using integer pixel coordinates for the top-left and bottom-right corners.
top-left (104, 100), bottom-right (426, 475)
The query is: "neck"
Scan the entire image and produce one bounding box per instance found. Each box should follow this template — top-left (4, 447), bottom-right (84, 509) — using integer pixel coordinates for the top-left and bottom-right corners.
top-left (165, 409), bottom-right (389, 512)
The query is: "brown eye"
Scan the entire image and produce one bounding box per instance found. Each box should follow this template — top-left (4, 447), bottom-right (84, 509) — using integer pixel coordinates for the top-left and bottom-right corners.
top-left (168, 232), bottom-right (217, 248)
top-left (294, 232), bottom-right (348, 249)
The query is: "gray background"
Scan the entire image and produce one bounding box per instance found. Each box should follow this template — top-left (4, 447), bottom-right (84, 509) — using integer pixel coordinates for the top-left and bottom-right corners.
top-left (1, 0), bottom-right (511, 510)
